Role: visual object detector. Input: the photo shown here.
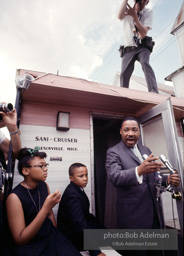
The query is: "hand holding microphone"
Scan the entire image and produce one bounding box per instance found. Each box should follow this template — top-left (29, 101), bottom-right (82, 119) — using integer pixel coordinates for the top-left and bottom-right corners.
top-left (143, 154), bottom-right (163, 200)
top-left (159, 155), bottom-right (180, 187)
top-left (159, 154), bottom-right (181, 199)
top-left (167, 174), bottom-right (180, 187)
top-left (137, 153), bottom-right (163, 176)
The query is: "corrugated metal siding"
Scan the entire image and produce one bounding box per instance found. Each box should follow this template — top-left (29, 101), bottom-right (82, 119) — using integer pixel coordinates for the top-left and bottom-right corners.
top-left (20, 102), bottom-right (90, 130)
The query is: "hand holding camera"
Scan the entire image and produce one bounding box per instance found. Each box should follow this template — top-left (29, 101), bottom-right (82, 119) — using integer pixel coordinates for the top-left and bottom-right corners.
top-left (125, 2), bottom-right (136, 18)
top-left (0, 102), bottom-right (14, 121)
top-left (0, 102), bottom-right (18, 134)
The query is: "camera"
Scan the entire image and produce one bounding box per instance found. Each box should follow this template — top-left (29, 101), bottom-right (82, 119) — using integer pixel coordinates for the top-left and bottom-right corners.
top-left (0, 162), bottom-right (13, 199)
top-left (0, 102), bottom-right (13, 121)
top-left (136, 0), bottom-right (141, 3)
top-left (0, 163), bottom-right (5, 190)
top-left (0, 162), bottom-right (5, 197)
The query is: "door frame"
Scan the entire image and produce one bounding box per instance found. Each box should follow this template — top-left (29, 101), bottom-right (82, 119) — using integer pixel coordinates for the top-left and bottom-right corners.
top-left (138, 98), bottom-right (183, 234)
top-left (89, 112), bottom-right (124, 216)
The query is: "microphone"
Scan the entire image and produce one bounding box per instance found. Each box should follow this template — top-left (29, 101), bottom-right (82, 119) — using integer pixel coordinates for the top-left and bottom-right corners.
top-left (159, 154), bottom-right (181, 199)
top-left (142, 154), bottom-right (148, 160)
top-left (142, 154), bottom-right (162, 200)
top-left (143, 154), bottom-right (181, 199)
top-left (159, 155), bottom-right (175, 174)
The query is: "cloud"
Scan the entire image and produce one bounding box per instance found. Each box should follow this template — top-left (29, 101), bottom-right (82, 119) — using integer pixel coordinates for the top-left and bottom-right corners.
top-left (1, 0), bottom-right (182, 102)
top-left (0, 0), bottom-right (122, 102)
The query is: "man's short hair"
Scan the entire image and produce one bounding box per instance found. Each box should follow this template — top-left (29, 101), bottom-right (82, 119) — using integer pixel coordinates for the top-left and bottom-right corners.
top-left (121, 116), bottom-right (139, 128)
top-left (69, 162), bottom-right (86, 176)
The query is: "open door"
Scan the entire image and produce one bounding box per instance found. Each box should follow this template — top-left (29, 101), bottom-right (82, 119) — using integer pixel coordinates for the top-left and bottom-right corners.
top-left (138, 98), bottom-right (183, 235)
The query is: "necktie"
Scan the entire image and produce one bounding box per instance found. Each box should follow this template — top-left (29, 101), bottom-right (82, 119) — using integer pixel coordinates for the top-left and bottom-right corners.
top-left (131, 145), bottom-right (149, 182)
top-left (131, 145), bottom-right (143, 163)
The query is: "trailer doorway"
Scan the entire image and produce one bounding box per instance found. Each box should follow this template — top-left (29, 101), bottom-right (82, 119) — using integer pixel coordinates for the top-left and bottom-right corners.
top-left (92, 114), bottom-right (123, 228)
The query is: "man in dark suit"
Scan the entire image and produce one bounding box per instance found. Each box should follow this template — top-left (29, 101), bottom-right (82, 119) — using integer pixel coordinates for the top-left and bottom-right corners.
top-left (106, 117), bottom-right (180, 256)
top-left (57, 163), bottom-right (106, 256)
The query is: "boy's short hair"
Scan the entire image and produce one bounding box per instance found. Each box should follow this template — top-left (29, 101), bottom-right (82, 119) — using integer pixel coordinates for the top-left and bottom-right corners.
top-left (69, 162), bottom-right (86, 176)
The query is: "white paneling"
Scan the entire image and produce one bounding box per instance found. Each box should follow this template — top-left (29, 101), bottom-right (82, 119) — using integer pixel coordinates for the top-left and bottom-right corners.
top-left (173, 70), bottom-right (184, 98)
top-left (176, 29), bottom-right (184, 65)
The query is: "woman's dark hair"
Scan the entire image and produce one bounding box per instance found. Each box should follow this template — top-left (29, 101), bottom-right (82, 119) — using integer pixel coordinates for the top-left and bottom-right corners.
top-left (69, 162), bottom-right (86, 176)
top-left (18, 147), bottom-right (47, 176)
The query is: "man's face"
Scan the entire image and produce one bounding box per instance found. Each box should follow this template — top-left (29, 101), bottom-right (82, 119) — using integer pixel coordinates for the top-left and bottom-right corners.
top-left (135, 0), bottom-right (149, 12)
top-left (120, 120), bottom-right (140, 148)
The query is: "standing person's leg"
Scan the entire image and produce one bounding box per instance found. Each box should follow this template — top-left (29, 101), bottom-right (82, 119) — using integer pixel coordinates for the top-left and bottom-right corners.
top-left (120, 50), bottom-right (136, 88)
top-left (137, 48), bottom-right (159, 94)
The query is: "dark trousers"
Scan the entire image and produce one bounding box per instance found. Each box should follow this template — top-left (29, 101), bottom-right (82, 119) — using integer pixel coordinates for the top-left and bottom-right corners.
top-left (120, 46), bottom-right (159, 94)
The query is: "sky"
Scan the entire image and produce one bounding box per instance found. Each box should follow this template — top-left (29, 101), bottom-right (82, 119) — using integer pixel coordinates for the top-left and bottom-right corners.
top-left (0, 0), bottom-right (183, 105)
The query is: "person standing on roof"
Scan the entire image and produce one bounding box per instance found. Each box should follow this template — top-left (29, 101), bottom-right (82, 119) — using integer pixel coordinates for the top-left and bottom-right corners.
top-left (118, 0), bottom-right (159, 93)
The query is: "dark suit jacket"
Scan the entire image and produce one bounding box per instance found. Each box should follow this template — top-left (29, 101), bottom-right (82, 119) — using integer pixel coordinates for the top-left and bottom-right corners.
top-left (57, 182), bottom-right (103, 256)
top-left (106, 141), bottom-right (166, 229)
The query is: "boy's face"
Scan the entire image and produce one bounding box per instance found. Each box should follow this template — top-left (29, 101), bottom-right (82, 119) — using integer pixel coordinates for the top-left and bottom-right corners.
top-left (70, 166), bottom-right (88, 188)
